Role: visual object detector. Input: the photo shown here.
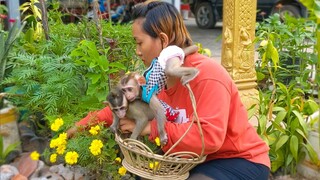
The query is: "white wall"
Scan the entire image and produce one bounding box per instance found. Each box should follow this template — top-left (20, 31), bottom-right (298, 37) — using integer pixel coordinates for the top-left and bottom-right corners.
top-left (162, 0), bottom-right (181, 13)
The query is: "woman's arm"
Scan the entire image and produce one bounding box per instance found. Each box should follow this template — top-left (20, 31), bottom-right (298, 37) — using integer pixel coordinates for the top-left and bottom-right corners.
top-left (75, 106), bottom-right (113, 127)
top-left (67, 106), bottom-right (114, 138)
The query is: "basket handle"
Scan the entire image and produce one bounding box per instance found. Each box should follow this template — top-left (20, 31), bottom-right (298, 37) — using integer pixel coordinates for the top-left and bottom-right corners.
top-left (163, 83), bottom-right (205, 157)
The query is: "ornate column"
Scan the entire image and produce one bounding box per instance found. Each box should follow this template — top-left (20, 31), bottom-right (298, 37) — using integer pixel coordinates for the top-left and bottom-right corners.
top-left (221, 0), bottom-right (259, 110)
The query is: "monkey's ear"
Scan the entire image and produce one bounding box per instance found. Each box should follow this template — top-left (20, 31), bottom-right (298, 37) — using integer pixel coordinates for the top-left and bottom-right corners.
top-left (133, 73), bottom-right (146, 86)
top-left (137, 76), bottom-right (146, 86)
top-left (103, 100), bottom-right (110, 106)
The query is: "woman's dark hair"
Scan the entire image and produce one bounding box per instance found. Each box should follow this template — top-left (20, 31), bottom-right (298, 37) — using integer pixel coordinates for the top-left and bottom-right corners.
top-left (132, 0), bottom-right (192, 48)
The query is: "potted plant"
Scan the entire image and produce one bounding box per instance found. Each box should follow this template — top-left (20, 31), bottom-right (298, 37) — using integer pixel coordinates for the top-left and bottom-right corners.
top-left (254, 12), bottom-right (319, 177)
top-left (180, 0), bottom-right (190, 20)
top-left (0, 21), bottom-right (26, 163)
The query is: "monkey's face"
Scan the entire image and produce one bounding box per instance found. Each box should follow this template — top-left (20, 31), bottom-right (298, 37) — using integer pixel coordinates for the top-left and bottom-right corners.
top-left (121, 79), bottom-right (140, 102)
top-left (111, 95), bottom-right (128, 118)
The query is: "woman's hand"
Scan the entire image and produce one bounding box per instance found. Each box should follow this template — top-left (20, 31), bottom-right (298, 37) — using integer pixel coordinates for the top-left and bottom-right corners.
top-left (119, 117), bottom-right (151, 136)
top-left (66, 127), bottom-right (77, 138)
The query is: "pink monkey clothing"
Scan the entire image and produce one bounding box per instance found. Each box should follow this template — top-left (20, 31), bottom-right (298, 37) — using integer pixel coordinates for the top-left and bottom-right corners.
top-left (76, 52), bottom-right (270, 169)
top-left (157, 45), bottom-right (185, 69)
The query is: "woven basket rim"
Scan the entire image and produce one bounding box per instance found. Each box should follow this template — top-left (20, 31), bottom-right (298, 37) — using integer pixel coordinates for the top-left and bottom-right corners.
top-left (122, 159), bottom-right (190, 180)
top-left (115, 133), bottom-right (207, 164)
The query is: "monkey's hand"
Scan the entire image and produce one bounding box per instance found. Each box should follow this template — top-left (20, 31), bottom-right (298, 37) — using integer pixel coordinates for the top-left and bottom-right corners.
top-left (183, 45), bottom-right (199, 56)
top-left (66, 127), bottom-right (78, 138)
top-left (109, 124), bottom-right (117, 134)
top-left (159, 132), bottom-right (168, 146)
top-left (181, 68), bottom-right (200, 85)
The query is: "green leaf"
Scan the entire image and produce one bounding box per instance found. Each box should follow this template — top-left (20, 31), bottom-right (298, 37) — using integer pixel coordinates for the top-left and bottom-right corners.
top-left (3, 142), bottom-right (20, 159)
top-left (268, 132), bottom-right (278, 146)
top-left (109, 62), bottom-right (127, 69)
top-left (0, 33), bottom-right (4, 58)
top-left (270, 46), bottom-right (279, 69)
top-left (290, 135), bottom-right (299, 161)
top-left (314, 1), bottom-right (320, 19)
top-left (277, 82), bottom-right (288, 94)
top-left (261, 52), bottom-right (267, 68)
top-left (25, 28), bottom-right (35, 43)
top-left (0, 136), bottom-right (3, 158)
top-left (271, 150), bottom-right (285, 172)
top-left (285, 153), bottom-right (293, 166)
top-left (293, 110), bottom-right (308, 134)
top-left (266, 40), bottom-right (279, 69)
top-left (89, 62), bottom-right (97, 69)
top-left (305, 100), bottom-right (319, 113)
top-left (256, 71), bottom-right (266, 81)
top-left (247, 104), bottom-right (257, 119)
top-left (97, 56), bottom-right (109, 71)
top-left (300, 0), bottom-right (314, 11)
top-left (88, 73), bottom-right (101, 84)
top-left (303, 143), bottom-right (319, 165)
top-left (274, 111), bottom-right (287, 124)
top-left (34, 6), bottom-right (42, 20)
top-left (271, 121), bottom-right (286, 133)
top-left (272, 107), bottom-right (286, 112)
top-left (296, 128), bottom-right (307, 139)
top-left (259, 115), bottom-right (267, 134)
top-left (276, 134), bottom-right (289, 151)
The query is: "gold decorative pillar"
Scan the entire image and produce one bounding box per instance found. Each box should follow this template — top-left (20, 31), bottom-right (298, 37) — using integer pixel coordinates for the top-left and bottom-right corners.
top-left (221, 0), bottom-right (259, 110)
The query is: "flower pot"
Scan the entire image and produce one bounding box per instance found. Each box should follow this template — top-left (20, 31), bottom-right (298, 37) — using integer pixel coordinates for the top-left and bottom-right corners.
top-left (181, 4), bottom-right (190, 20)
top-left (0, 105), bottom-right (22, 159)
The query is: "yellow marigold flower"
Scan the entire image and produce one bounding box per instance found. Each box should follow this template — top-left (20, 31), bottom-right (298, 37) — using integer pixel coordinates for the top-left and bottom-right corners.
top-left (89, 128), bottom-right (98, 135)
top-left (154, 137), bottom-right (161, 146)
top-left (115, 157), bottom-right (121, 163)
top-left (51, 118), bottom-right (64, 132)
top-left (65, 151), bottom-right (79, 165)
top-left (30, 151), bottom-right (40, 161)
top-left (59, 133), bottom-right (67, 140)
top-left (51, 122), bottom-right (60, 132)
top-left (149, 161), bottom-right (159, 169)
top-left (50, 138), bottom-right (58, 148)
top-left (94, 125), bottom-right (100, 131)
top-left (50, 153), bottom-right (57, 163)
top-left (90, 147), bottom-right (101, 156)
top-left (55, 118), bottom-right (64, 126)
top-left (56, 145), bottom-right (66, 155)
top-left (57, 137), bottom-right (67, 146)
top-left (118, 166), bottom-right (127, 176)
top-left (50, 136), bottom-right (67, 149)
top-left (89, 129), bottom-right (98, 135)
top-left (89, 139), bottom-right (104, 156)
top-left (89, 125), bottom-right (101, 135)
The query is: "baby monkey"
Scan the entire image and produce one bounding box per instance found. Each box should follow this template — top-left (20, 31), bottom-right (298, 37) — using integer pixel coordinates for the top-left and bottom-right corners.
top-left (107, 86), bottom-right (154, 140)
top-left (120, 45), bottom-right (199, 146)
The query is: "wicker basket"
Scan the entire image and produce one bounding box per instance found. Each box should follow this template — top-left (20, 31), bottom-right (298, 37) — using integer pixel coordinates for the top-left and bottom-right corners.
top-left (115, 84), bottom-right (206, 179)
